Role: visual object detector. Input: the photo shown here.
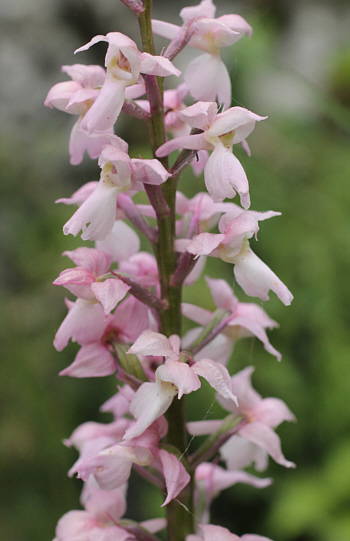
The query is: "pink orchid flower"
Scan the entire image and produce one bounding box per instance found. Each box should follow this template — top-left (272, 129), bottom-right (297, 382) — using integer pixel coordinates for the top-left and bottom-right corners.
top-left (122, 329), bottom-right (237, 441)
top-left (152, 0), bottom-right (252, 108)
top-left (194, 462), bottom-right (272, 524)
top-left (53, 298), bottom-right (107, 352)
top-left (189, 366), bottom-right (295, 470)
top-left (118, 252), bottom-right (160, 288)
top-left (56, 181), bottom-right (99, 206)
top-left (157, 101), bottom-right (267, 206)
top-left (187, 524), bottom-right (274, 541)
top-left (63, 144), bottom-right (170, 240)
top-left (175, 191), bottom-right (235, 238)
top-left (183, 206), bottom-right (293, 305)
top-left (74, 32), bottom-right (181, 134)
top-left (96, 220), bottom-right (140, 263)
top-left (45, 64), bottom-right (115, 165)
top-left (137, 82), bottom-right (190, 137)
top-left (182, 276), bottom-right (282, 363)
top-left (137, 83), bottom-right (209, 174)
top-left (59, 295), bottom-right (151, 378)
top-left (219, 366), bottom-right (296, 469)
top-left (53, 501), bottom-right (131, 541)
top-left (53, 247), bottom-right (130, 315)
top-left (76, 418), bottom-right (190, 506)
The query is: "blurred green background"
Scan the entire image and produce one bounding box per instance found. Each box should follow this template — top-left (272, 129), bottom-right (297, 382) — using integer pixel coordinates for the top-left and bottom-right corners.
top-left (1, 1), bottom-right (350, 540)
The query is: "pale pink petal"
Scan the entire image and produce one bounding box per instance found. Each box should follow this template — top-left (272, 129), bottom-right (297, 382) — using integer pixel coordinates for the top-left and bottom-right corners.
top-left (80, 74), bottom-right (127, 134)
top-left (229, 313), bottom-right (281, 361)
top-left (54, 299), bottom-right (106, 351)
top-left (83, 484), bottom-right (127, 522)
top-left (160, 449), bottom-right (191, 506)
top-left (66, 419), bottom-right (129, 450)
top-left (125, 83), bottom-right (146, 100)
top-left (140, 52), bottom-right (181, 77)
top-left (69, 119), bottom-right (114, 166)
top-left (186, 331), bottom-right (233, 365)
top-left (127, 329), bottom-right (178, 360)
top-left (232, 302), bottom-right (279, 334)
top-left (55, 510), bottom-right (98, 541)
top-left (66, 88), bottom-right (100, 113)
top-left (186, 232), bottom-right (225, 257)
top-left (56, 181), bottom-right (98, 206)
top-left (100, 386), bottom-right (134, 418)
top-left (53, 267), bottom-right (95, 300)
top-left (195, 462), bottom-right (272, 493)
top-left (62, 247), bottom-right (111, 275)
top-left (169, 335), bottom-right (181, 356)
top-left (217, 366), bottom-right (260, 415)
top-left (241, 139), bottom-right (251, 156)
top-left (125, 417), bottom-right (168, 455)
top-left (200, 524), bottom-right (240, 541)
top-left (76, 444), bottom-right (137, 489)
top-left (216, 204), bottom-right (245, 228)
top-left (131, 158), bottom-right (171, 185)
top-left (151, 20), bottom-right (181, 40)
top-left (112, 297), bottom-right (150, 343)
top-left (233, 242), bottom-right (293, 305)
top-left (191, 149), bottom-right (209, 177)
top-left (156, 133), bottom-right (211, 157)
top-left (68, 436), bottom-right (116, 478)
top-left (205, 277), bottom-right (237, 312)
top-left (218, 14), bottom-right (253, 39)
top-left (74, 34), bottom-right (109, 55)
top-left (183, 256), bottom-right (207, 286)
top-left (91, 278), bottom-right (130, 315)
top-left (44, 81), bottom-right (83, 112)
top-left (93, 526), bottom-right (131, 541)
top-left (248, 209), bottom-right (281, 223)
top-left (96, 220), bottom-right (140, 262)
top-left (59, 343), bottom-right (116, 378)
top-left (187, 420), bottom-right (223, 436)
top-left (220, 435), bottom-right (268, 472)
top-left (178, 101), bottom-right (218, 131)
top-left (192, 359), bottom-right (237, 403)
top-left (140, 518), bottom-right (167, 534)
top-left (184, 54), bottom-right (231, 109)
top-left (190, 19), bottom-right (240, 49)
top-left (204, 144), bottom-right (250, 207)
top-left (239, 422), bottom-right (296, 468)
top-left (254, 398), bottom-right (296, 428)
top-left (222, 213), bottom-right (259, 254)
top-left (123, 381), bottom-right (177, 440)
top-left (62, 63), bottom-right (106, 88)
top-left (63, 181), bottom-right (118, 241)
top-left (208, 107), bottom-right (267, 141)
top-left (157, 360), bottom-right (201, 399)
top-left (180, 0), bottom-right (216, 22)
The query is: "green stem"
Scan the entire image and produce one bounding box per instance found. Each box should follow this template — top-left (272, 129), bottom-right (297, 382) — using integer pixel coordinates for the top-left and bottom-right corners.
top-left (136, 2), bottom-right (194, 539)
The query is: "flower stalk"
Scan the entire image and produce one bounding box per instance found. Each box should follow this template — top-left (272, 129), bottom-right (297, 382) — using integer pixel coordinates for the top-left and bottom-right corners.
top-left (47, 2), bottom-right (294, 541)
